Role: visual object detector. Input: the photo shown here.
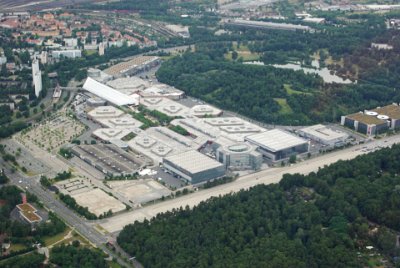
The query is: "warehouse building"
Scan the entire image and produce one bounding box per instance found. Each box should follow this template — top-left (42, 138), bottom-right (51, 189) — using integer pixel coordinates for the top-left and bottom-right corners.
top-left (216, 143), bottom-right (262, 171)
top-left (95, 115), bottom-right (143, 129)
top-left (92, 128), bottom-right (136, 143)
top-left (104, 56), bottom-right (161, 78)
top-left (372, 104), bottom-right (400, 129)
top-left (190, 105), bottom-right (222, 118)
top-left (139, 84), bottom-right (185, 100)
top-left (87, 106), bottom-right (125, 120)
top-left (140, 97), bottom-right (190, 117)
top-left (106, 77), bottom-right (149, 95)
top-left (341, 104), bottom-right (400, 135)
top-left (226, 19), bottom-right (313, 32)
top-left (83, 77), bottom-right (140, 106)
top-left (71, 144), bottom-right (143, 177)
top-left (339, 105), bottom-right (400, 135)
top-left (163, 150), bottom-right (225, 184)
top-left (245, 129), bottom-right (309, 162)
top-left (341, 112), bottom-right (388, 136)
top-left (298, 124), bottom-right (348, 147)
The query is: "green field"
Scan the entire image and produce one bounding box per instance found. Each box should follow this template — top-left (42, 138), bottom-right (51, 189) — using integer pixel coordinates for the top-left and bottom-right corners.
top-left (284, 84), bottom-right (312, 95)
top-left (43, 227), bottom-right (71, 246)
top-left (274, 98), bottom-right (293, 114)
top-left (224, 44), bottom-right (260, 62)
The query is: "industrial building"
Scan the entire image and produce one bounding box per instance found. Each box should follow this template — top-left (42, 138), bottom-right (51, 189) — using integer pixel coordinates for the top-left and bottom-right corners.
top-left (202, 117), bottom-right (264, 141)
top-left (140, 97), bottom-right (190, 117)
top-left (95, 115), bottom-right (143, 129)
top-left (165, 24), bottom-right (190, 38)
top-left (87, 106), bottom-right (125, 120)
top-left (225, 19), bottom-right (313, 32)
top-left (92, 128), bottom-right (137, 143)
top-left (87, 68), bottom-right (113, 83)
top-left (128, 126), bottom-right (197, 164)
top-left (245, 129), bottom-right (309, 162)
top-left (32, 59), bottom-right (42, 97)
top-left (340, 104), bottom-right (400, 135)
top-left (190, 105), bottom-right (222, 117)
top-left (216, 143), bottom-right (262, 170)
top-left (106, 77), bottom-right (149, 95)
top-left (372, 104), bottom-right (400, 129)
top-left (104, 56), bottom-right (161, 78)
top-left (163, 150), bottom-right (225, 184)
top-left (87, 97), bottom-right (106, 107)
top-left (139, 84), bottom-right (185, 100)
top-left (298, 124), bottom-right (348, 147)
top-left (83, 77), bottom-right (140, 106)
top-left (71, 144), bottom-right (143, 177)
top-left (170, 117), bottom-right (265, 147)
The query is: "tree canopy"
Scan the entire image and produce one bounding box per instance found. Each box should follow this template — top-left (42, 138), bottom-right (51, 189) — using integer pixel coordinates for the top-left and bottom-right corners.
top-left (118, 144), bottom-right (400, 267)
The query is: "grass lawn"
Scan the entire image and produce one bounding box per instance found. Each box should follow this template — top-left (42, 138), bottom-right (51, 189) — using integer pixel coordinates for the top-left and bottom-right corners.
top-left (43, 227), bottom-right (71, 246)
top-left (9, 243), bottom-right (27, 252)
top-left (85, 50), bottom-right (97, 56)
top-left (109, 261), bottom-right (124, 268)
top-left (284, 84), bottom-right (312, 95)
top-left (225, 44), bottom-right (260, 62)
top-left (274, 98), bottom-right (293, 114)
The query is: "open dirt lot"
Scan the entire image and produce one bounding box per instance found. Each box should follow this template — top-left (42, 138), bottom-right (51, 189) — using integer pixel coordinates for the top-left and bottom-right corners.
top-left (107, 179), bottom-right (171, 204)
top-left (73, 188), bottom-right (126, 217)
top-left (56, 178), bottom-right (126, 217)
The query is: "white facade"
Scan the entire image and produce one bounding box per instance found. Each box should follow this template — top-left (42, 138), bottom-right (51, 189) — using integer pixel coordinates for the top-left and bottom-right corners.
top-left (32, 59), bottom-right (42, 98)
top-left (52, 50), bottom-right (82, 59)
top-left (0, 56), bottom-right (7, 65)
top-left (40, 51), bottom-right (48, 64)
top-left (98, 42), bottom-right (105, 56)
top-left (64, 38), bottom-right (78, 48)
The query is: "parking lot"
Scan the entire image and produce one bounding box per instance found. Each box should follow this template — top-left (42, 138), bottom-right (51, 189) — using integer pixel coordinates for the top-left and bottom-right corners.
top-left (2, 138), bottom-right (50, 176)
top-left (154, 166), bottom-right (186, 189)
top-left (71, 144), bottom-right (145, 177)
top-left (16, 114), bottom-right (85, 152)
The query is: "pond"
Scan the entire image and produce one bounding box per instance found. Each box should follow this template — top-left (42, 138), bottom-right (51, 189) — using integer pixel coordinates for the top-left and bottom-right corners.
top-left (244, 60), bottom-right (355, 84)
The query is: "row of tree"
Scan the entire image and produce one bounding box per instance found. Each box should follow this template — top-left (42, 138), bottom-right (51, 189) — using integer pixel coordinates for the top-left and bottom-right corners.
top-left (118, 144), bottom-right (400, 267)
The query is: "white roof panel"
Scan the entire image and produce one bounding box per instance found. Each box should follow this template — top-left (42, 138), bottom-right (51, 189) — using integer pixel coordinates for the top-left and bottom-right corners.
top-left (245, 129), bottom-right (308, 152)
top-left (83, 77), bottom-right (139, 106)
top-left (164, 150), bottom-right (223, 174)
top-left (299, 124), bottom-right (348, 142)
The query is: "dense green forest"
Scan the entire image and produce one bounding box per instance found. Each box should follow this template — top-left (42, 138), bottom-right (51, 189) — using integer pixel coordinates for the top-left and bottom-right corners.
top-left (155, 11), bottom-right (400, 125)
top-left (157, 50), bottom-right (400, 125)
top-left (50, 243), bottom-right (108, 268)
top-left (118, 145), bottom-right (400, 267)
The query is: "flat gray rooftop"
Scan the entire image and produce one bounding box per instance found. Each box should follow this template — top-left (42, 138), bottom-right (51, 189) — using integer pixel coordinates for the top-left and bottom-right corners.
top-left (71, 144), bottom-right (144, 176)
top-left (164, 150), bottom-right (223, 174)
top-left (245, 129), bottom-right (308, 152)
top-left (299, 124), bottom-right (348, 142)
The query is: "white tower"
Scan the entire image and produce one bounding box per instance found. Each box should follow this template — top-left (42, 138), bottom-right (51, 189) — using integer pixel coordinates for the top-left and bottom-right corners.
top-left (32, 59), bottom-right (42, 98)
top-left (98, 42), bottom-right (105, 56)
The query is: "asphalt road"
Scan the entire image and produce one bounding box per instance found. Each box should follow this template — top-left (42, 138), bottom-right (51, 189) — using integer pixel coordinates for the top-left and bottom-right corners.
top-left (1, 164), bottom-right (134, 268)
top-left (99, 134), bottom-right (400, 233)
